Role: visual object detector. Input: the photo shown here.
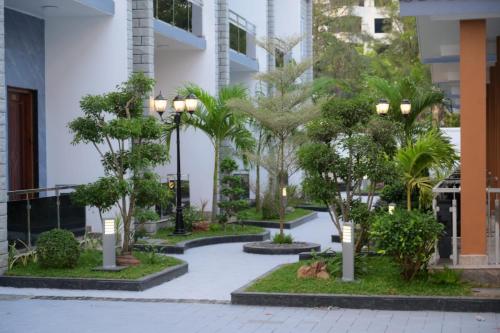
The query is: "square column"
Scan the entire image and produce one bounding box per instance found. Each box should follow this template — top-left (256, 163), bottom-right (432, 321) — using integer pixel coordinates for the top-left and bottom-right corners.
top-left (459, 20), bottom-right (488, 265)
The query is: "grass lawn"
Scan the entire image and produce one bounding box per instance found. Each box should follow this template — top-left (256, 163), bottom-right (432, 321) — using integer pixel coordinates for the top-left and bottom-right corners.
top-left (238, 208), bottom-right (313, 222)
top-left (153, 225), bottom-right (265, 244)
top-left (246, 256), bottom-right (472, 297)
top-left (6, 250), bottom-right (183, 280)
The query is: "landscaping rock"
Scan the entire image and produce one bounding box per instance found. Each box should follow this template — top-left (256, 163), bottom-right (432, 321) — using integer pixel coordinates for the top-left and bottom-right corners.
top-left (192, 221), bottom-right (210, 232)
top-left (297, 261), bottom-right (330, 280)
top-left (116, 254), bottom-right (141, 267)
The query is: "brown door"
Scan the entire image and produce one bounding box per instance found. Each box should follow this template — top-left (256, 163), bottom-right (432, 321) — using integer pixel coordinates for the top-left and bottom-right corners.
top-left (8, 87), bottom-right (37, 196)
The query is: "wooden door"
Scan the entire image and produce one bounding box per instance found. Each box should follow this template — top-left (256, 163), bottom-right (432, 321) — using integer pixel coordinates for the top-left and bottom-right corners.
top-left (8, 87), bottom-right (37, 195)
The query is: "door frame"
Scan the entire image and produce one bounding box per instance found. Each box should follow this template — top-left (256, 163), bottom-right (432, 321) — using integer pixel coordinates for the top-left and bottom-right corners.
top-left (7, 86), bottom-right (39, 191)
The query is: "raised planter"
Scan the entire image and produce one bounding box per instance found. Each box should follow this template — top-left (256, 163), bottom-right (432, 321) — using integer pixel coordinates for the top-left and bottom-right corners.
top-left (241, 212), bottom-right (318, 229)
top-left (231, 265), bottom-right (500, 313)
top-left (243, 241), bottom-right (321, 255)
top-left (134, 231), bottom-right (270, 254)
top-left (0, 262), bottom-right (188, 291)
top-left (135, 218), bottom-right (172, 235)
top-left (295, 205), bottom-right (329, 212)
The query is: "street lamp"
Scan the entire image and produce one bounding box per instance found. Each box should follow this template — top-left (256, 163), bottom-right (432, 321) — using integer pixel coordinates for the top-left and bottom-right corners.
top-left (400, 99), bottom-right (411, 116)
top-left (154, 92), bottom-right (198, 235)
top-left (376, 98), bottom-right (390, 116)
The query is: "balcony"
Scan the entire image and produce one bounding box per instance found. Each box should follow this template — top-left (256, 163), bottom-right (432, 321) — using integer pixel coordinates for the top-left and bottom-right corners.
top-left (154, 0), bottom-right (206, 51)
top-left (229, 10), bottom-right (259, 72)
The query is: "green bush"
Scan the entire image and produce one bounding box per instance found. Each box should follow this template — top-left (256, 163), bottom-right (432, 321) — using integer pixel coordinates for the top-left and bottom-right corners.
top-left (262, 190), bottom-right (279, 220)
top-left (182, 206), bottom-right (201, 232)
top-left (272, 233), bottom-right (293, 244)
top-left (36, 229), bottom-right (80, 269)
top-left (370, 209), bottom-right (443, 281)
top-left (429, 267), bottom-right (462, 286)
top-left (209, 223), bottom-right (222, 232)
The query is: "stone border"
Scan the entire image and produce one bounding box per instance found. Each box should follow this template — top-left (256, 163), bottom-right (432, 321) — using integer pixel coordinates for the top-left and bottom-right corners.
top-left (0, 262), bottom-right (188, 291)
top-left (243, 242), bottom-right (321, 255)
top-left (294, 205), bottom-right (329, 212)
top-left (231, 265), bottom-right (500, 313)
top-left (134, 231), bottom-right (270, 254)
top-left (241, 212), bottom-right (317, 229)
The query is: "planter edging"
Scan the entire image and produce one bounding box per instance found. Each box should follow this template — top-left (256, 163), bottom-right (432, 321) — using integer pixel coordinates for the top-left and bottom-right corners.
top-left (0, 262), bottom-right (188, 291)
top-left (134, 231), bottom-right (270, 254)
top-left (241, 212), bottom-right (318, 229)
top-left (230, 265), bottom-right (500, 313)
top-left (243, 242), bottom-right (321, 255)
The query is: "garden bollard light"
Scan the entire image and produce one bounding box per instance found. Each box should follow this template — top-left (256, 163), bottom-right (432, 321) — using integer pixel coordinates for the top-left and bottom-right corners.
top-left (103, 218), bottom-right (116, 268)
top-left (388, 203), bottom-right (396, 215)
top-left (342, 221), bottom-right (355, 281)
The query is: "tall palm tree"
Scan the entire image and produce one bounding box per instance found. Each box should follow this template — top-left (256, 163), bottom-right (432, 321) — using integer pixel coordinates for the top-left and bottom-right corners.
top-left (369, 76), bottom-right (444, 145)
top-left (183, 84), bottom-right (255, 222)
top-left (396, 130), bottom-right (458, 210)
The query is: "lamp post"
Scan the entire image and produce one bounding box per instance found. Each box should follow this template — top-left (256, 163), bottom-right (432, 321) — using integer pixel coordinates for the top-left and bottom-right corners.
top-left (154, 92), bottom-right (198, 235)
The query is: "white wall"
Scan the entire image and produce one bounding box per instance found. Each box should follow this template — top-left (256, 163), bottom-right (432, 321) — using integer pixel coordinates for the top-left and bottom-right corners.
top-left (45, 2), bottom-right (130, 231)
top-left (154, 0), bottom-right (217, 210)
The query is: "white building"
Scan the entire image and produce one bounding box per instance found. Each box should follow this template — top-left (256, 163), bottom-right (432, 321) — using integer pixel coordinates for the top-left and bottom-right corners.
top-left (0, 0), bottom-right (313, 270)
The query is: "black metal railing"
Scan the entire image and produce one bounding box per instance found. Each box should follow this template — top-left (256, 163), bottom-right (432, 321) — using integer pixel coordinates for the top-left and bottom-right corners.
top-left (7, 185), bottom-right (86, 246)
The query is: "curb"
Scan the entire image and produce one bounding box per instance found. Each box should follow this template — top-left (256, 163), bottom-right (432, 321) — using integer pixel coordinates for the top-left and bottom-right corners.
top-left (241, 212), bottom-right (318, 229)
top-left (243, 242), bottom-right (321, 255)
top-left (134, 231), bottom-right (270, 254)
top-left (230, 265), bottom-right (500, 313)
top-left (0, 262), bottom-right (188, 292)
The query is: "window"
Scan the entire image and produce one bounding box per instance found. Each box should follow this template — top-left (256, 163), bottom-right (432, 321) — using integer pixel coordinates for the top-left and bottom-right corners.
top-left (374, 18), bottom-right (391, 33)
top-left (275, 48), bottom-right (285, 68)
top-left (155, 0), bottom-right (193, 32)
top-left (230, 23), bottom-right (247, 55)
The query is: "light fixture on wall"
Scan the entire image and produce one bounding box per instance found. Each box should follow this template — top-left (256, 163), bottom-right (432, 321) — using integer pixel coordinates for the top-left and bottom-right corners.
top-left (376, 98), bottom-right (390, 116)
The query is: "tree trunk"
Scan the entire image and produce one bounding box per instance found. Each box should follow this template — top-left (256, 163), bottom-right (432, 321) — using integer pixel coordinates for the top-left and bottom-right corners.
top-left (279, 138), bottom-right (285, 236)
top-left (211, 143), bottom-right (220, 222)
top-left (407, 185), bottom-right (412, 211)
top-left (255, 163), bottom-right (261, 212)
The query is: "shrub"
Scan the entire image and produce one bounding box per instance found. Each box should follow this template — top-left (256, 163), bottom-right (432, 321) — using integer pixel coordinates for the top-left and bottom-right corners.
top-left (262, 190), bottom-right (279, 220)
top-left (36, 229), bottom-right (80, 269)
top-left (209, 223), bottom-right (223, 232)
top-left (272, 233), bottom-right (293, 244)
top-left (182, 206), bottom-right (201, 232)
top-left (429, 267), bottom-right (462, 286)
top-left (370, 209), bottom-right (443, 281)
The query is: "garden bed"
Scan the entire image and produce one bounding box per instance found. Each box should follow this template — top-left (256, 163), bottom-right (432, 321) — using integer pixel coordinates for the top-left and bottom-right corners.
top-left (243, 241), bottom-right (321, 255)
top-left (134, 227), bottom-right (270, 254)
top-left (1, 250), bottom-right (187, 291)
top-left (238, 209), bottom-right (317, 229)
top-left (231, 256), bottom-right (500, 312)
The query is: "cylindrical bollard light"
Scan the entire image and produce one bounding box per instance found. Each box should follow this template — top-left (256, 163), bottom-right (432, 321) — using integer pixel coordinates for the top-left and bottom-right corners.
top-left (103, 218), bottom-right (116, 268)
top-left (342, 221), bottom-right (355, 281)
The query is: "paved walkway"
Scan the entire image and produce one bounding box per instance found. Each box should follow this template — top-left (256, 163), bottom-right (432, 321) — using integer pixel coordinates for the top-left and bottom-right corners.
top-left (0, 297), bottom-right (498, 333)
top-left (0, 212), bottom-right (340, 300)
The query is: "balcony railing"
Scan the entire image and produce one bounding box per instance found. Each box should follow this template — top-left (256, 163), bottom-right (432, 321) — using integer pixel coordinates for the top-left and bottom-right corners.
top-left (154, 0), bottom-right (203, 37)
top-left (7, 185), bottom-right (86, 246)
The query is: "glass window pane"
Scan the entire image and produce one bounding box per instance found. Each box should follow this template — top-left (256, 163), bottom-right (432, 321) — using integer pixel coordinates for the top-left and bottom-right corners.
top-left (239, 27), bottom-right (247, 54)
top-left (230, 23), bottom-right (239, 51)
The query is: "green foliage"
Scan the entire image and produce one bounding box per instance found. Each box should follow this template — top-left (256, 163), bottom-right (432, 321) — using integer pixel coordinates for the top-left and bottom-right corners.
top-left (272, 233), bottom-right (294, 244)
top-left (8, 240), bottom-right (38, 270)
top-left (68, 73), bottom-right (171, 253)
top-left (218, 158), bottom-right (249, 225)
top-left (429, 267), bottom-right (463, 286)
top-left (370, 209), bottom-right (444, 281)
top-left (261, 190), bottom-right (280, 220)
top-left (182, 206), bottom-right (202, 232)
top-left (320, 254), bottom-right (368, 279)
top-left (443, 112), bottom-right (460, 127)
top-left (396, 129), bottom-right (458, 210)
top-left (209, 223), bottom-right (223, 232)
top-left (182, 84), bottom-right (255, 223)
top-left (36, 229), bottom-right (80, 269)
top-left (134, 208), bottom-right (160, 224)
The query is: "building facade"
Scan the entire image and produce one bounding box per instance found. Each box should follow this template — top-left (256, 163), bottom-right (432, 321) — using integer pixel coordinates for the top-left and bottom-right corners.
top-left (0, 0), bottom-right (313, 274)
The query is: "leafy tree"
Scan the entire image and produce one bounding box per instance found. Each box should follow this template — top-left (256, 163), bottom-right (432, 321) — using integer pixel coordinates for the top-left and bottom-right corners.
top-left (396, 129), bottom-right (458, 211)
top-left (298, 96), bottom-right (397, 247)
top-left (218, 158), bottom-right (249, 225)
top-left (229, 37), bottom-right (324, 236)
top-left (69, 73), bottom-right (171, 254)
top-left (182, 85), bottom-right (255, 222)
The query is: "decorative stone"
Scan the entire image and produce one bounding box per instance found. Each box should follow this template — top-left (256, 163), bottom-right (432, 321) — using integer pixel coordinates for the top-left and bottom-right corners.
top-left (116, 254), bottom-right (141, 267)
top-left (297, 261), bottom-right (330, 280)
top-left (243, 241), bottom-right (321, 255)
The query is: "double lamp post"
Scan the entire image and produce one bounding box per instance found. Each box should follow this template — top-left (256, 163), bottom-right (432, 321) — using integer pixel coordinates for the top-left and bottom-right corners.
top-left (153, 92), bottom-right (198, 235)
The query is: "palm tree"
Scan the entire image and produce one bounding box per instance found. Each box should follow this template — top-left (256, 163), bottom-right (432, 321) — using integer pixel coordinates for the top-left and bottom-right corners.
top-left (183, 84), bottom-right (255, 222)
top-left (396, 130), bottom-right (458, 211)
top-left (369, 76), bottom-right (444, 145)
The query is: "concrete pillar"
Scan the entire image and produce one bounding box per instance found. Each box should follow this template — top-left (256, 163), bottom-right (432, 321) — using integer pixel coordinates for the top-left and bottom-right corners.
top-left (303, 0), bottom-right (313, 82)
top-left (459, 19), bottom-right (488, 265)
top-left (267, 0), bottom-right (275, 74)
top-left (0, 0), bottom-right (7, 275)
top-left (215, 0), bottom-right (229, 91)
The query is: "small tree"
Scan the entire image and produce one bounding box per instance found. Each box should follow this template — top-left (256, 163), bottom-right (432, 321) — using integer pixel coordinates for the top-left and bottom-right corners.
top-left (229, 37), bottom-right (324, 236)
top-left (69, 73), bottom-right (171, 254)
top-left (218, 158), bottom-right (248, 225)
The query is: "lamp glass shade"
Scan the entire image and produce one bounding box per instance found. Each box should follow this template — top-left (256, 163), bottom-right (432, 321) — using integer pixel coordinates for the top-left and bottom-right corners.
top-left (185, 93), bottom-right (198, 113)
top-left (376, 99), bottom-right (390, 115)
top-left (154, 92), bottom-right (168, 114)
top-left (342, 224), bottom-right (352, 243)
top-left (282, 187), bottom-right (287, 197)
top-left (173, 95), bottom-right (186, 112)
top-left (400, 99), bottom-right (411, 115)
top-left (388, 203), bottom-right (396, 215)
top-left (104, 219), bottom-right (115, 235)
